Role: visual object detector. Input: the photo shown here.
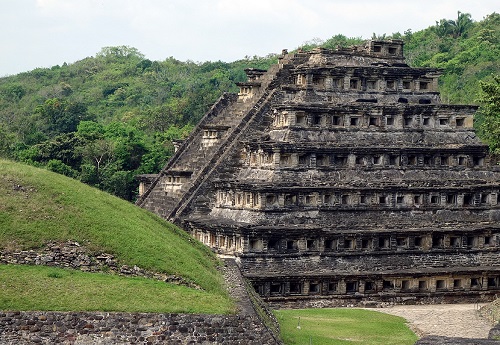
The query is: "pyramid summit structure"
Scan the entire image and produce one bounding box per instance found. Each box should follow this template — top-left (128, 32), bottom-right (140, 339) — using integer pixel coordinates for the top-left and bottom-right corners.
top-left (137, 40), bottom-right (500, 307)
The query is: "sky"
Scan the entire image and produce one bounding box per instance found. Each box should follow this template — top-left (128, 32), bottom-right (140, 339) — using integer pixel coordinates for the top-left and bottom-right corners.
top-left (0, 0), bottom-right (498, 77)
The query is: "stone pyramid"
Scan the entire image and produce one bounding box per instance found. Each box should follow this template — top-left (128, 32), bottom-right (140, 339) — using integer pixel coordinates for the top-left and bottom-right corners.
top-left (137, 40), bottom-right (500, 307)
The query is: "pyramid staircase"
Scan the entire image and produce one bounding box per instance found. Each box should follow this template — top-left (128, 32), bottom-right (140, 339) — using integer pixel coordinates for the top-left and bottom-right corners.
top-left (136, 59), bottom-right (291, 221)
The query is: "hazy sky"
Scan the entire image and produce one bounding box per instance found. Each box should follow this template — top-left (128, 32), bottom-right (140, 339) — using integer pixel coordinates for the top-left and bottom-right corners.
top-left (1, 0), bottom-right (498, 76)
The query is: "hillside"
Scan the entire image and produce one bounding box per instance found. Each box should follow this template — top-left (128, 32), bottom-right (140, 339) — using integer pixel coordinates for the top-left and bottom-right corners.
top-left (0, 49), bottom-right (276, 201)
top-left (403, 11), bottom-right (500, 104)
top-left (0, 12), bottom-right (498, 201)
top-left (0, 159), bottom-right (233, 313)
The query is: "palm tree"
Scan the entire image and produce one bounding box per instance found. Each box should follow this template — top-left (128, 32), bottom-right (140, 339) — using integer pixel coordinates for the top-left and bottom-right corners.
top-left (434, 11), bottom-right (473, 38)
top-left (434, 19), bottom-right (452, 38)
top-left (449, 11), bottom-right (473, 38)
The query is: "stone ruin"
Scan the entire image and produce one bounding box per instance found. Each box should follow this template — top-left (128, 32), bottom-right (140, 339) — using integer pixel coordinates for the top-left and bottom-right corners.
top-left (136, 40), bottom-right (500, 307)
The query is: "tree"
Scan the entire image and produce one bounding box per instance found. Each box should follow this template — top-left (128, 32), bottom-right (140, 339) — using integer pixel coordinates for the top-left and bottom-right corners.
top-left (100, 169), bottom-right (135, 200)
top-left (76, 121), bottom-right (105, 141)
top-left (477, 75), bottom-right (500, 153)
top-left (450, 11), bottom-right (473, 38)
top-left (77, 138), bottom-right (115, 180)
top-left (97, 46), bottom-right (145, 60)
top-left (46, 159), bottom-right (77, 178)
top-left (0, 124), bottom-right (14, 157)
top-left (139, 100), bottom-right (186, 133)
top-left (34, 133), bottom-right (82, 168)
top-left (434, 19), bottom-right (453, 38)
top-left (371, 33), bottom-right (387, 40)
top-left (322, 35), bottom-right (364, 50)
top-left (34, 98), bottom-right (90, 135)
top-left (0, 84), bottom-right (26, 102)
top-left (434, 11), bottom-right (473, 38)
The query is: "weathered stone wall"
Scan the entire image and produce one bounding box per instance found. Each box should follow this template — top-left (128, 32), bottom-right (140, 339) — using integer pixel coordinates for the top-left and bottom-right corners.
top-left (488, 322), bottom-right (500, 340)
top-left (416, 336), bottom-right (500, 344)
top-left (0, 311), bottom-right (277, 345)
top-left (266, 293), bottom-right (496, 310)
top-left (0, 241), bottom-right (197, 288)
top-left (240, 251), bottom-right (500, 275)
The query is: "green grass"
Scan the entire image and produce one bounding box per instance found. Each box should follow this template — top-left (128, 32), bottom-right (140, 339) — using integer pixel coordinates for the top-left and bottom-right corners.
top-left (0, 159), bottom-right (233, 313)
top-left (274, 308), bottom-right (418, 345)
top-left (0, 265), bottom-right (231, 313)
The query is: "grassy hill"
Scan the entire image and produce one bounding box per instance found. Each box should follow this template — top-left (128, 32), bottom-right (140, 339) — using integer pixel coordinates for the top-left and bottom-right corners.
top-left (0, 159), bottom-right (233, 313)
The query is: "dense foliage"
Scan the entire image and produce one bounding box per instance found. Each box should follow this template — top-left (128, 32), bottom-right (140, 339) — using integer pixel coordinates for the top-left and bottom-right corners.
top-left (476, 75), bottom-right (500, 153)
top-left (0, 12), bottom-right (498, 200)
top-left (404, 11), bottom-right (500, 104)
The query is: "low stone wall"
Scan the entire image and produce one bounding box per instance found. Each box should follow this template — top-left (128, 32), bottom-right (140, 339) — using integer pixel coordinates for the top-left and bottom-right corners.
top-left (0, 241), bottom-right (198, 288)
top-left (415, 336), bottom-right (500, 345)
top-left (489, 323), bottom-right (500, 340)
top-left (0, 311), bottom-right (277, 345)
top-left (267, 293), bottom-right (496, 309)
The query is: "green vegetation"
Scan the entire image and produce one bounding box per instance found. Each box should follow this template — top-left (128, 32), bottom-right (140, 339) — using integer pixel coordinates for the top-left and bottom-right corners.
top-left (476, 75), bottom-right (500, 153)
top-left (0, 159), bottom-right (233, 313)
top-left (298, 35), bottom-right (365, 51)
top-left (274, 308), bottom-right (417, 345)
top-left (0, 12), bottom-right (498, 200)
top-left (0, 265), bottom-right (230, 314)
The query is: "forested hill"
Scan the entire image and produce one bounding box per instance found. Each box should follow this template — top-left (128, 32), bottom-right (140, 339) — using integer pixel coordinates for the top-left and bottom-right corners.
top-left (0, 12), bottom-right (498, 201)
top-left (0, 51), bottom-right (277, 200)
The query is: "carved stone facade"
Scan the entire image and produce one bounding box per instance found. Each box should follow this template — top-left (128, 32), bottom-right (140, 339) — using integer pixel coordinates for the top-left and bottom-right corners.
top-left (137, 40), bottom-right (500, 306)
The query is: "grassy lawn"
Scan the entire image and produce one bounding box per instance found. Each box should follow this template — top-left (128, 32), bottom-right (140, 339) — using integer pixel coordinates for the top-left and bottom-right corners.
top-left (0, 265), bottom-right (233, 314)
top-left (274, 308), bottom-right (417, 345)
